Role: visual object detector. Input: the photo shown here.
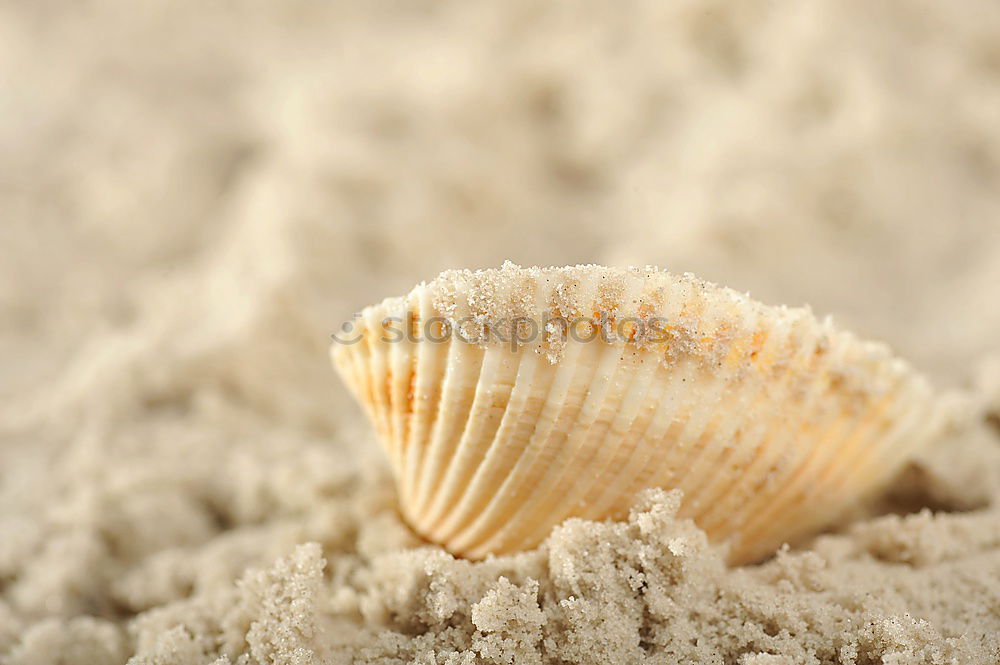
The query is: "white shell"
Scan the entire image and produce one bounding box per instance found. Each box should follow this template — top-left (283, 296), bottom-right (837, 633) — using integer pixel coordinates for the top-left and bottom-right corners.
top-left (332, 263), bottom-right (944, 564)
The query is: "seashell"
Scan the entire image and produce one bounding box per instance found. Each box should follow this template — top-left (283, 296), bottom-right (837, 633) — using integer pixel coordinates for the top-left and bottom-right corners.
top-left (331, 262), bottom-right (945, 565)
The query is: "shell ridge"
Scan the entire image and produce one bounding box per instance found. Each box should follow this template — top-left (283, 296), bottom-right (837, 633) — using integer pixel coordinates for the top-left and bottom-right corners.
top-left (361, 307), bottom-right (393, 445)
top-left (735, 384), bottom-right (905, 562)
top-left (566, 353), bottom-right (663, 525)
top-left (658, 299), bottom-right (762, 512)
top-left (386, 300), bottom-right (417, 467)
top-left (454, 339), bottom-right (598, 553)
top-left (745, 340), bottom-right (905, 534)
top-left (420, 346), bottom-right (520, 529)
top-left (428, 341), bottom-right (544, 542)
top-left (468, 345), bottom-right (647, 553)
top-left (679, 308), bottom-right (788, 521)
top-left (578, 281), bottom-right (734, 520)
top-left (512, 344), bottom-right (668, 542)
top-left (417, 267), bottom-right (522, 524)
top-left (512, 277), bottom-right (707, 545)
top-left (395, 290), bottom-right (425, 464)
top-left (379, 300), bottom-right (404, 456)
top-left (417, 339), bottom-right (490, 518)
top-left (427, 272), bottom-right (560, 529)
top-left (568, 351), bottom-right (677, 523)
top-left (694, 312), bottom-right (823, 537)
top-left (403, 290), bottom-right (453, 511)
top-left (474, 272), bottom-right (657, 551)
top-left (410, 335), bottom-right (486, 516)
top-left (712, 327), bottom-right (862, 559)
top-left (442, 273), bottom-right (607, 552)
top-left (750, 367), bottom-right (935, 553)
top-left (516, 278), bottom-right (703, 545)
top-left (400, 291), bottom-right (438, 505)
top-left (625, 283), bottom-right (716, 491)
top-left (429, 277), bottom-right (559, 545)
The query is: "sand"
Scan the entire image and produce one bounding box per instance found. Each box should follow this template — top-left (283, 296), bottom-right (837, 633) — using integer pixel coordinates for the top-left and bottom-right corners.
top-left (1, 1), bottom-right (1000, 663)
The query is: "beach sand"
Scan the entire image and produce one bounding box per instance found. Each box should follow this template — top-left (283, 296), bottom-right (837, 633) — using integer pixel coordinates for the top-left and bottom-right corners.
top-left (1, 1), bottom-right (999, 663)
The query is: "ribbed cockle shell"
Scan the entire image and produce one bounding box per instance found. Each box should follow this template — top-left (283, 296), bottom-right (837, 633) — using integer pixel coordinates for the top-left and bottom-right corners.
top-left (332, 263), bottom-right (944, 564)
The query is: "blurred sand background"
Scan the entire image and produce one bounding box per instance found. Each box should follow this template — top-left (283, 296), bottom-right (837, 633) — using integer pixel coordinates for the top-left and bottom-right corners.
top-left (1, 1), bottom-right (1000, 663)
